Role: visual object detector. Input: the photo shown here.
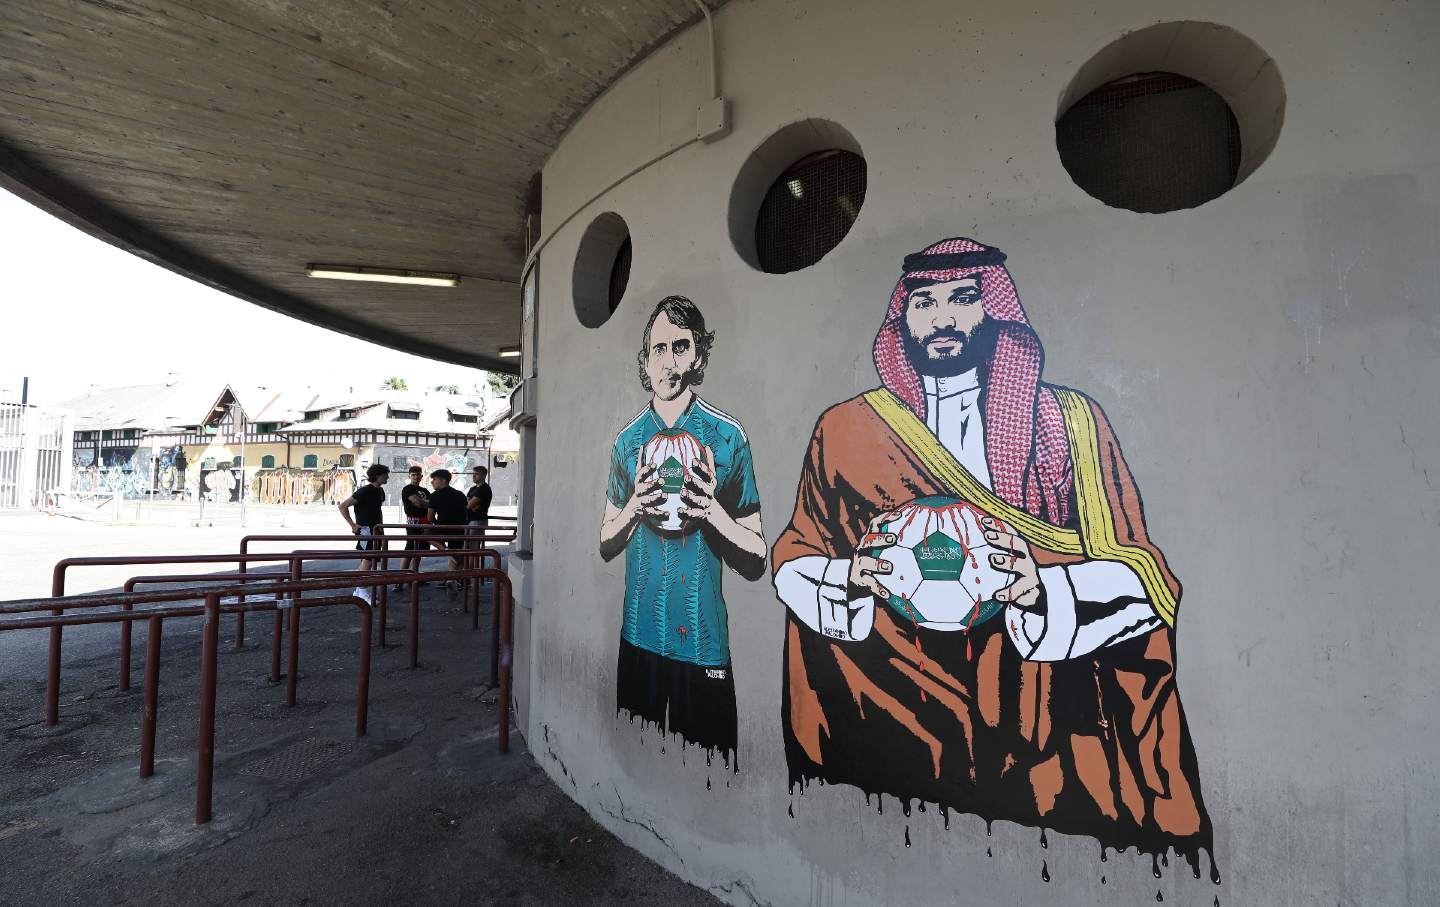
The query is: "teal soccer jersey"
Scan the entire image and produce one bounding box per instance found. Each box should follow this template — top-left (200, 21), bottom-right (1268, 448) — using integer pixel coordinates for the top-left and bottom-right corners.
top-left (608, 396), bottom-right (760, 666)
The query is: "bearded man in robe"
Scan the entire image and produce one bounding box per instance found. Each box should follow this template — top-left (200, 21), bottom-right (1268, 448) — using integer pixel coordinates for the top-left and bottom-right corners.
top-left (772, 237), bottom-right (1212, 860)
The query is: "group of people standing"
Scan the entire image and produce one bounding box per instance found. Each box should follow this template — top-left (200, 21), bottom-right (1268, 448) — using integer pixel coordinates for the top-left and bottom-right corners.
top-left (337, 462), bottom-right (494, 601)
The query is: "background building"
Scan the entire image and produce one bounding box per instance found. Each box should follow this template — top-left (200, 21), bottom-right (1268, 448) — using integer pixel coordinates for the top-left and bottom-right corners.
top-left (60, 382), bottom-right (512, 506)
top-left (57, 381), bottom-right (216, 497)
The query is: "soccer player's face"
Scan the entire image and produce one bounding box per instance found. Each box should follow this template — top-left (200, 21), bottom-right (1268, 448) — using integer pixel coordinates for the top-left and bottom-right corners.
top-left (644, 313), bottom-right (698, 401)
top-left (905, 277), bottom-right (985, 362)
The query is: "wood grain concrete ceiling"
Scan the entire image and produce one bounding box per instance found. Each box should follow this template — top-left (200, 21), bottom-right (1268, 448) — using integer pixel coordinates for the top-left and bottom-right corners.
top-left (0, 0), bottom-right (719, 372)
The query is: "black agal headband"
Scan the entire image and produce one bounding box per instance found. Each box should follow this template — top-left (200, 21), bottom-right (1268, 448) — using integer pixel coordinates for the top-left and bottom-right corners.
top-left (902, 247), bottom-right (1007, 273)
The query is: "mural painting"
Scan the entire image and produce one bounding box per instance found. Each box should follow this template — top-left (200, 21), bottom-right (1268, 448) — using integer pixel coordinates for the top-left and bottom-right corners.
top-left (202, 465), bottom-right (237, 501)
top-left (155, 445), bottom-right (186, 494)
top-left (387, 447), bottom-right (483, 504)
top-left (403, 448), bottom-right (471, 476)
top-left (251, 466), bottom-right (357, 505)
top-left (599, 296), bottom-right (766, 765)
top-left (72, 448), bottom-right (182, 498)
top-left (772, 238), bottom-right (1214, 873)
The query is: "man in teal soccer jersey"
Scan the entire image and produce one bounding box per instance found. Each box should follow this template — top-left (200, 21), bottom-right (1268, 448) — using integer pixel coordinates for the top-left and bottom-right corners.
top-left (599, 296), bottom-right (765, 761)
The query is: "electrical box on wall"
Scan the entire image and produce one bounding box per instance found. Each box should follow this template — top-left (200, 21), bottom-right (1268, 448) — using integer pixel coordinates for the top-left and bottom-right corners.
top-left (509, 379), bottom-right (537, 429)
top-left (697, 97), bottom-right (730, 142)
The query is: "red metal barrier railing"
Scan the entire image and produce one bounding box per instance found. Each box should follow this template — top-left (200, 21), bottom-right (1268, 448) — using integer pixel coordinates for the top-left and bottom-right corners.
top-left (119, 569), bottom-right (356, 692)
top-left (1, 565), bottom-right (512, 824)
top-left (49, 543), bottom-right (505, 727)
top-left (233, 523), bottom-right (511, 649)
top-left (234, 534), bottom-right (503, 681)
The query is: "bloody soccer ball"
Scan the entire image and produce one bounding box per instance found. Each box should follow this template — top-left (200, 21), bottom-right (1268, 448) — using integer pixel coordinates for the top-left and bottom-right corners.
top-left (865, 496), bottom-right (1013, 629)
top-left (641, 429), bottom-right (706, 532)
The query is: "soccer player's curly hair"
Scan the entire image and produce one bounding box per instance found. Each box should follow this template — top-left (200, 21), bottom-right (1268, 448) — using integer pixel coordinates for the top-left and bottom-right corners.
top-left (637, 295), bottom-right (716, 392)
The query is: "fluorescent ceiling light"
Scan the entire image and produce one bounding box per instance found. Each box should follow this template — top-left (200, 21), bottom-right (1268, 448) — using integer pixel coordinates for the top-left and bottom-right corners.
top-left (498, 346), bottom-right (522, 358)
top-left (306, 265), bottom-right (461, 287)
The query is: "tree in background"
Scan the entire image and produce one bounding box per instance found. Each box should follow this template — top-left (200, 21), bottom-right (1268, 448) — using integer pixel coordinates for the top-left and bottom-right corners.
top-left (486, 373), bottom-right (519, 397)
top-left (381, 376), bottom-right (409, 391)
top-left (432, 384), bottom-right (461, 394)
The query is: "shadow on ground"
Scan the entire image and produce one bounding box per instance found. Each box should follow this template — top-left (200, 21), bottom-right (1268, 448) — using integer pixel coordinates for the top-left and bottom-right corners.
top-left (0, 568), bottom-right (718, 906)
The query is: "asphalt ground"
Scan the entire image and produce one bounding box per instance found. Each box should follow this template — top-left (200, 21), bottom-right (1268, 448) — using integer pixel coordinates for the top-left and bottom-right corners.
top-left (0, 516), bottom-right (717, 906)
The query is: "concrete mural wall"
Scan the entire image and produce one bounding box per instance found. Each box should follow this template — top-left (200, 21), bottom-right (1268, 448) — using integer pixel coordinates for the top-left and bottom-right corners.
top-left (518, 1), bottom-right (1440, 904)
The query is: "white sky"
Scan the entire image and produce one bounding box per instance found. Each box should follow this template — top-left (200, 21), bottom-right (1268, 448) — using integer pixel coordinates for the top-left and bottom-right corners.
top-left (0, 188), bottom-right (492, 406)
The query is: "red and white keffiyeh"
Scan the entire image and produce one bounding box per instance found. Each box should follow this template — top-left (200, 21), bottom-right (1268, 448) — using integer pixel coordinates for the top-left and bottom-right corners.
top-left (873, 237), bottom-right (1073, 526)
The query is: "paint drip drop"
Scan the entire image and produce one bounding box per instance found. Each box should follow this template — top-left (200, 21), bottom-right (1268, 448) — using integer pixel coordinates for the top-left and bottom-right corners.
top-left (706, 778), bottom-right (711, 790)
top-left (1156, 890), bottom-right (1164, 902)
top-left (1040, 829), bottom-right (1048, 849)
top-left (1100, 876), bottom-right (1106, 886)
top-left (1152, 855), bottom-right (1162, 879)
top-left (1040, 861), bottom-right (1050, 883)
top-left (1214, 899), bottom-right (1221, 907)
top-left (986, 847), bottom-right (992, 858)
top-left (986, 822), bottom-right (993, 837)
top-left (1161, 852), bottom-right (1169, 867)
top-left (788, 803), bottom-right (794, 819)
top-left (904, 827), bottom-right (911, 848)
top-left (1100, 846), bottom-right (1108, 862)
top-left (1210, 859), bottom-right (1223, 886)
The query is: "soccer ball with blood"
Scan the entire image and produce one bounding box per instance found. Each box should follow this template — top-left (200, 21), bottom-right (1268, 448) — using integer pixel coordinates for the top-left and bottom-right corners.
top-left (641, 429), bottom-right (706, 532)
top-left (864, 496), bottom-right (1014, 629)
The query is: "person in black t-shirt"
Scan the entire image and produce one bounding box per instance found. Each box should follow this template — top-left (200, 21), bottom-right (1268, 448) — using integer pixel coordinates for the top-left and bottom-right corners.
top-left (397, 465), bottom-right (431, 590)
top-left (339, 463), bottom-right (389, 602)
top-left (426, 469), bottom-right (470, 592)
top-left (466, 465), bottom-right (493, 532)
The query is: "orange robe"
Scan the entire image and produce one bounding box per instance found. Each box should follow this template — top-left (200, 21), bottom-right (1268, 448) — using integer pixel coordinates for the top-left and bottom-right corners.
top-left (773, 388), bottom-right (1213, 860)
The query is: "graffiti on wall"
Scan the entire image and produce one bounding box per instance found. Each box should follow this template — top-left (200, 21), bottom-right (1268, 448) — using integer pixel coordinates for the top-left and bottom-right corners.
top-left (71, 445), bottom-right (185, 498)
top-left (155, 445), bottom-right (185, 493)
top-left (772, 238), bottom-right (1215, 875)
top-left (404, 448), bottom-right (470, 475)
top-left (251, 467), bottom-right (357, 505)
top-left (598, 296), bottom-right (766, 766)
top-left (382, 447), bottom-right (482, 503)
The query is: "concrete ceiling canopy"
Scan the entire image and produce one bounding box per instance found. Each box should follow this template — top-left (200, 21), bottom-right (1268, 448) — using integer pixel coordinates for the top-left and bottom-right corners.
top-left (0, 0), bottom-right (729, 372)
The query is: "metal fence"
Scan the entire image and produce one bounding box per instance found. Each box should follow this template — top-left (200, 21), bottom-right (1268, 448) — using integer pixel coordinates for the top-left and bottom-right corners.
top-left (0, 403), bottom-right (72, 510)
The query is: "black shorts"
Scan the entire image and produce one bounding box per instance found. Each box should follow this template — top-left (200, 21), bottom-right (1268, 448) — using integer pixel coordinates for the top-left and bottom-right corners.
top-left (404, 519), bottom-right (428, 551)
top-left (354, 525), bottom-right (384, 552)
top-left (432, 524), bottom-right (467, 551)
top-left (616, 639), bottom-right (737, 763)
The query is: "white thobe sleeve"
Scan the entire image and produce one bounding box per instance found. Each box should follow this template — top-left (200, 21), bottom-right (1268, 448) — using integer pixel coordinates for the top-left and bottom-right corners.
top-left (774, 555), bottom-right (875, 642)
top-left (1004, 560), bottom-right (1162, 661)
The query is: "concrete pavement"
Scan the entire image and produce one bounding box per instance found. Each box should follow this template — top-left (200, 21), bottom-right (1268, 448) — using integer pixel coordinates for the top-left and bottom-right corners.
top-left (0, 517), bottom-right (718, 906)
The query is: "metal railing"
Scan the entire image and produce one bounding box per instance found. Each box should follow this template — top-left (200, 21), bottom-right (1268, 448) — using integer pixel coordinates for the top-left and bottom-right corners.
top-left (235, 525), bottom-right (512, 656)
top-left (2, 549), bottom-right (514, 825)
